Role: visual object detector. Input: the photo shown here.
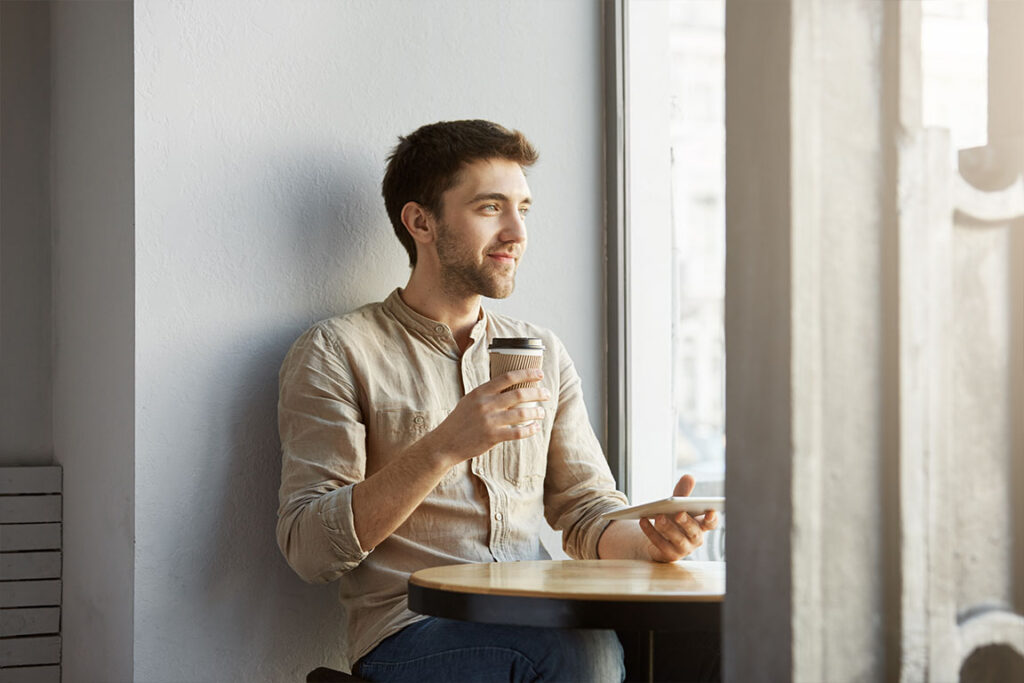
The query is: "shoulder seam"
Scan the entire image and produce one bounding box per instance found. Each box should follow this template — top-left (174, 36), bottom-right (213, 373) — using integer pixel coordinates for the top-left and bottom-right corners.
top-left (309, 320), bottom-right (346, 357)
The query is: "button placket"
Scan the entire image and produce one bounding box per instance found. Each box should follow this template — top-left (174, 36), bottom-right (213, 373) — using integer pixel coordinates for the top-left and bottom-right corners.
top-left (487, 488), bottom-right (502, 557)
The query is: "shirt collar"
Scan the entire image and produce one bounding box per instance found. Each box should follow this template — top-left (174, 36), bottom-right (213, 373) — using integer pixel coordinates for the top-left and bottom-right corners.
top-left (383, 288), bottom-right (489, 358)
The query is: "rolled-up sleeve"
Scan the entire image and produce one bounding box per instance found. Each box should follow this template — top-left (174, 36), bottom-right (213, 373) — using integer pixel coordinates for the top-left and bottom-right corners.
top-left (542, 337), bottom-right (629, 559)
top-left (276, 323), bottom-right (370, 583)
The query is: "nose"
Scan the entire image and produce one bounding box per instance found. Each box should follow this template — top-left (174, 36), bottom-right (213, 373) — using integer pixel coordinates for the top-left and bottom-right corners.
top-left (500, 209), bottom-right (527, 244)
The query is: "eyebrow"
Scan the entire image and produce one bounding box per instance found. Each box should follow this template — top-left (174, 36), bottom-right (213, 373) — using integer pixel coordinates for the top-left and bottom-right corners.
top-left (466, 192), bottom-right (532, 206)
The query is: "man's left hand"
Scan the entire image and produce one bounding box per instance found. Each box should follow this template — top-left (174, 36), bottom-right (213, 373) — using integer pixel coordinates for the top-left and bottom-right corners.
top-left (638, 474), bottom-right (719, 563)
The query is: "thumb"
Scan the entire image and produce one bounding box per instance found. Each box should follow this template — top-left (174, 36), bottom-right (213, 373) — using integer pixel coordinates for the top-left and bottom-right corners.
top-left (673, 474), bottom-right (695, 497)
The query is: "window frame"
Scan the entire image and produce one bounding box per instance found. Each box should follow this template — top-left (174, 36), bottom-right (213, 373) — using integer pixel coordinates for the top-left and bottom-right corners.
top-left (605, 0), bottom-right (727, 503)
top-left (603, 0), bottom-right (630, 494)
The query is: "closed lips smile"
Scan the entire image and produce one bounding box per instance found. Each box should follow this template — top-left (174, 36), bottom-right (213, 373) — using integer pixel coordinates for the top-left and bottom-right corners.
top-left (488, 254), bottom-right (516, 263)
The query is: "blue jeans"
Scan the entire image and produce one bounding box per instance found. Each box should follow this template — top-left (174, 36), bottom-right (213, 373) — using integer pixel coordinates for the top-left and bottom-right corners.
top-left (355, 617), bottom-right (625, 683)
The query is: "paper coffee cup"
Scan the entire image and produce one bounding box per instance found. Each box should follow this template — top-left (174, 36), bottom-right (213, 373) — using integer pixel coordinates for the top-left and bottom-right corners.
top-left (489, 337), bottom-right (545, 426)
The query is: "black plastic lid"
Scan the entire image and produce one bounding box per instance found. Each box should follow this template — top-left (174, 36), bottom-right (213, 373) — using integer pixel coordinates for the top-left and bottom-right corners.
top-left (488, 337), bottom-right (545, 351)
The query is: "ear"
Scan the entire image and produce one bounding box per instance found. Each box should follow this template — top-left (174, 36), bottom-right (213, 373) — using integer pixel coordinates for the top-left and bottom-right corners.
top-left (400, 201), bottom-right (437, 248)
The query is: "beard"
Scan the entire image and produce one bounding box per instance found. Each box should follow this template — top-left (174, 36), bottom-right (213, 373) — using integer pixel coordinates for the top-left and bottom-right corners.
top-left (435, 223), bottom-right (518, 300)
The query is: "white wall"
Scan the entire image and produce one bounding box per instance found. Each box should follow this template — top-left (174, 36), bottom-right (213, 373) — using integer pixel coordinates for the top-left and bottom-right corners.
top-left (51, 2), bottom-right (135, 681)
top-left (134, 1), bottom-right (605, 679)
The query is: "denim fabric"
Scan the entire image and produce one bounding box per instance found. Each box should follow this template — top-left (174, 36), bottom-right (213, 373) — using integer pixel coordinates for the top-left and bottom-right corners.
top-left (355, 617), bottom-right (625, 683)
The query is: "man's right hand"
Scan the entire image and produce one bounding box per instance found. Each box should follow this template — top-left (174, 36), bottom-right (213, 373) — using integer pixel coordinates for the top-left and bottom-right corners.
top-left (351, 368), bottom-right (549, 552)
top-left (427, 368), bottom-right (550, 466)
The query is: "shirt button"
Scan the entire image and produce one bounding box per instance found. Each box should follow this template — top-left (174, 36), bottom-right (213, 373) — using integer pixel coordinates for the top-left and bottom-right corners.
top-left (494, 512), bottom-right (503, 522)
top-left (413, 415), bottom-right (425, 425)
top-left (434, 325), bottom-right (446, 334)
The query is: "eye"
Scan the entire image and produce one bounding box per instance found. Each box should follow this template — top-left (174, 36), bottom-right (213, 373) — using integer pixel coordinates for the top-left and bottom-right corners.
top-left (518, 206), bottom-right (530, 217)
top-left (481, 203), bottom-right (500, 213)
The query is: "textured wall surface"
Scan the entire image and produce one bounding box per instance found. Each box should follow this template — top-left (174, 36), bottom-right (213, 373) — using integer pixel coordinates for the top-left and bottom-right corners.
top-left (953, 226), bottom-right (1016, 610)
top-left (726, 1), bottom-right (1024, 680)
top-left (725, 1), bottom-right (890, 681)
top-left (134, 1), bottom-right (605, 679)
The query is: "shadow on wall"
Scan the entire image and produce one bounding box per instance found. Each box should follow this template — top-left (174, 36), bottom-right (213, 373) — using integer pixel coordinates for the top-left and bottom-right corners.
top-left (192, 148), bottom-right (398, 671)
top-left (960, 644), bottom-right (1024, 683)
top-left (273, 147), bottom-right (398, 314)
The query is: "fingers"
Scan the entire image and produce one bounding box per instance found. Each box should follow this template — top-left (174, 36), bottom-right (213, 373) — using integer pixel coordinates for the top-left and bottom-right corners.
top-left (639, 516), bottom-right (697, 562)
top-left (669, 474), bottom-right (718, 532)
top-left (477, 401), bottom-right (546, 440)
top-left (485, 404), bottom-right (546, 431)
top-left (476, 370), bottom-right (550, 411)
top-left (450, 370), bottom-right (550, 453)
top-left (640, 512), bottom-right (705, 562)
top-left (496, 385), bottom-right (551, 410)
top-left (639, 517), bottom-right (678, 559)
top-left (504, 419), bottom-right (544, 441)
top-left (673, 473), bottom-right (696, 497)
top-left (504, 404), bottom-right (547, 425)
top-left (700, 510), bottom-right (718, 531)
top-left (485, 368), bottom-right (544, 393)
top-left (666, 512), bottom-right (704, 548)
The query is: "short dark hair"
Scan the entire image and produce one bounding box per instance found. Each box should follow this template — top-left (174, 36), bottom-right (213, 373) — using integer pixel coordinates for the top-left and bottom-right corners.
top-left (382, 120), bottom-right (539, 267)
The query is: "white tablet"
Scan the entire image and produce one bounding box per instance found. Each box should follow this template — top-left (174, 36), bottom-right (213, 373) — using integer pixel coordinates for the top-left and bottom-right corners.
top-left (601, 496), bottom-right (725, 521)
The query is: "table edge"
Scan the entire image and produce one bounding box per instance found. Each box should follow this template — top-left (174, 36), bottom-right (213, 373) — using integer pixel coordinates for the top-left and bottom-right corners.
top-left (407, 560), bottom-right (725, 604)
top-left (407, 582), bottom-right (722, 631)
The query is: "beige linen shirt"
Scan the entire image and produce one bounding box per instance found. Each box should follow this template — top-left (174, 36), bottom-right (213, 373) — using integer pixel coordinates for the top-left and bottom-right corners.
top-left (276, 288), bottom-right (628, 669)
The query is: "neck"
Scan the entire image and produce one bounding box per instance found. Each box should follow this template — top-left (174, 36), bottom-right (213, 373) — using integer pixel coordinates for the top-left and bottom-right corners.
top-left (402, 267), bottom-right (481, 353)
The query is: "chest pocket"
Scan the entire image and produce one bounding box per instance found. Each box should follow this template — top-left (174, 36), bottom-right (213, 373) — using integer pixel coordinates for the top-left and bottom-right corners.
top-left (501, 434), bottom-right (547, 489)
top-left (371, 407), bottom-right (458, 485)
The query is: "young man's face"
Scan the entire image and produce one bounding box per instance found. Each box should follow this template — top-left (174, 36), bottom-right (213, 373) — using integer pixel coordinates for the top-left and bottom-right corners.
top-left (431, 157), bottom-right (532, 300)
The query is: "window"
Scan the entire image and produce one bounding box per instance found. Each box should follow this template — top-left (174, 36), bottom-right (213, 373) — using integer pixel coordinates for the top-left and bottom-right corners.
top-left (610, 0), bottom-right (988, 565)
top-left (616, 0), bottom-right (726, 560)
top-left (620, 0), bottom-right (725, 498)
top-left (921, 0), bottom-right (988, 152)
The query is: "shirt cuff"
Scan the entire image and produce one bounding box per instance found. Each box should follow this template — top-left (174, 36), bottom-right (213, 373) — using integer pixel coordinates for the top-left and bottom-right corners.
top-left (577, 498), bottom-right (630, 560)
top-left (317, 483), bottom-right (371, 565)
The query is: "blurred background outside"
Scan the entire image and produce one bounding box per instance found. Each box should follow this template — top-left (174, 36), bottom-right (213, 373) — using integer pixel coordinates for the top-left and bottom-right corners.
top-left (628, 0), bottom-right (988, 560)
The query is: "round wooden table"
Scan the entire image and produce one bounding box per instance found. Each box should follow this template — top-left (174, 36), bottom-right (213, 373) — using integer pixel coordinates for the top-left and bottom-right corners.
top-left (408, 559), bottom-right (723, 631)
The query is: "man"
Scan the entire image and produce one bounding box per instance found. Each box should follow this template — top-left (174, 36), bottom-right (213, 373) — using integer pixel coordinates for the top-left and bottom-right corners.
top-left (276, 120), bottom-right (718, 682)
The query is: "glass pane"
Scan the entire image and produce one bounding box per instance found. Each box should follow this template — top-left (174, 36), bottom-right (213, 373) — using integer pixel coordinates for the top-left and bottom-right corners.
top-left (625, 0), bottom-right (726, 560)
top-left (921, 0), bottom-right (988, 154)
top-left (667, 0), bottom-right (725, 496)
